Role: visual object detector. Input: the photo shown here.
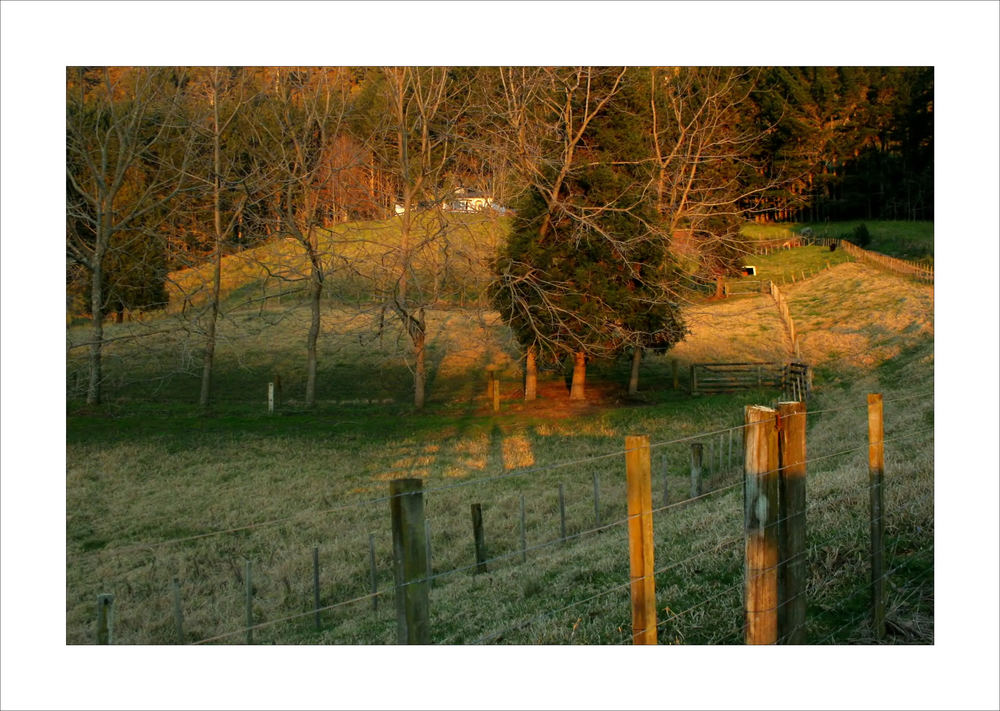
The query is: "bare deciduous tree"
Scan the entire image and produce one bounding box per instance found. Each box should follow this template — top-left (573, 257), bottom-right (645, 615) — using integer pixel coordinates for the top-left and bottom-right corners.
top-left (246, 68), bottom-right (355, 408)
top-left (649, 67), bottom-right (782, 280)
top-left (177, 67), bottom-right (257, 409)
top-left (359, 66), bottom-right (474, 409)
top-left (66, 67), bottom-right (194, 405)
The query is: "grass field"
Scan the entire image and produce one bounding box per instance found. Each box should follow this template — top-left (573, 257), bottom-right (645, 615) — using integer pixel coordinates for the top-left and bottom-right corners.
top-left (66, 235), bottom-right (935, 645)
top-left (742, 220), bottom-right (934, 263)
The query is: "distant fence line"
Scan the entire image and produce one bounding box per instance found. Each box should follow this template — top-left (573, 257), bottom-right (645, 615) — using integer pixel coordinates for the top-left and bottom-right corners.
top-left (747, 230), bottom-right (933, 285)
top-left (836, 240), bottom-right (934, 283)
top-left (769, 280), bottom-right (801, 359)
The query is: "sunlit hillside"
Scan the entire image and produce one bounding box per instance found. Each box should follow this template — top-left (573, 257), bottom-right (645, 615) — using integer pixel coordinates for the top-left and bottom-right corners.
top-left (164, 212), bottom-right (511, 311)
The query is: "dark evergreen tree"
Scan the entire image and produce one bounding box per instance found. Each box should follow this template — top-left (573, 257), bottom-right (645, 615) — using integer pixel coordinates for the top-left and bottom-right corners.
top-left (491, 68), bottom-right (686, 399)
top-left (751, 66), bottom-right (933, 222)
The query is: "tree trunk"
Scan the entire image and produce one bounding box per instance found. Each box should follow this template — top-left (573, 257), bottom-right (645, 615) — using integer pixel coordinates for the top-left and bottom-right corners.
top-left (628, 347), bottom-right (642, 396)
top-left (414, 312), bottom-right (426, 410)
top-left (198, 269), bottom-right (220, 409)
top-left (86, 257), bottom-right (105, 405)
top-left (305, 230), bottom-right (323, 409)
top-left (199, 87), bottom-right (223, 410)
top-left (305, 279), bottom-right (321, 408)
top-left (569, 351), bottom-right (586, 401)
top-left (524, 345), bottom-right (537, 401)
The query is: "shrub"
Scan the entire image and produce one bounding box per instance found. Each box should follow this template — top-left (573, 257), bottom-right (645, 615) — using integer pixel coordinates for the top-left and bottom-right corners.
top-left (853, 223), bottom-right (871, 247)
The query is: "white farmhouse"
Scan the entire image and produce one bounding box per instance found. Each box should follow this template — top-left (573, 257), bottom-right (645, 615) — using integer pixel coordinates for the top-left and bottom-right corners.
top-left (447, 188), bottom-right (507, 213)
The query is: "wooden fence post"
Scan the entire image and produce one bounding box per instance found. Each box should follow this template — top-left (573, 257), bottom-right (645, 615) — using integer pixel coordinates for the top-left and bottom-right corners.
top-left (689, 442), bottom-right (703, 498)
top-left (492, 373), bottom-right (500, 413)
top-left (593, 472), bottom-right (601, 526)
top-left (744, 405), bottom-right (779, 645)
top-left (172, 578), bottom-right (184, 644)
top-left (690, 364), bottom-right (698, 395)
top-left (368, 533), bottom-right (378, 612)
top-left (625, 435), bottom-right (657, 644)
top-left (390, 478), bottom-right (430, 644)
top-left (471, 503), bottom-right (487, 574)
top-left (868, 393), bottom-right (886, 641)
top-left (558, 483), bottom-right (567, 541)
top-left (96, 593), bottom-right (114, 645)
top-left (519, 494), bottom-right (527, 563)
top-left (777, 401), bottom-right (807, 644)
top-left (313, 546), bottom-right (321, 630)
top-left (245, 559), bottom-right (253, 644)
top-left (661, 453), bottom-right (669, 507)
top-left (268, 382), bottom-right (275, 414)
top-left (425, 519), bottom-right (433, 587)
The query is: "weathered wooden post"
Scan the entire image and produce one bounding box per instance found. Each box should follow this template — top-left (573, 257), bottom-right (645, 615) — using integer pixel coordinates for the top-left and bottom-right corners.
top-left (661, 452), bottom-right (669, 507)
top-left (172, 578), bottom-right (184, 644)
top-left (868, 393), bottom-right (886, 641)
top-left (777, 401), bottom-right (807, 644)
top-left (245, 559), bottom-right (254, 644)
top-left (558, 483), bottom-right (567, 541)
top-left (519, 494), bottom-right (527, 563)
top-left (593, 472), bottom-right (601, 527)
top-left (744, 405), bottom-right (779, 645)
top-left (96, 594), bottom-right (114, 645)
top-left (689, 442), bottom-right (703, 498)
top-left (424, 519), bottom-right (433, 587)
top-left (313, 546), bottom-right (321, 630)
top-left (625, 435), bottom-right (657, 644)
top-left (368, 533), bottom-right (378, 612)
top-left (390, 478), bottom-right (430, 644)
top-left (728, 428), bottom-right (734, 473)
top-left (471, 504), bottom-right (487, 573)
top-left (268, 382), bottom-right (275, 414)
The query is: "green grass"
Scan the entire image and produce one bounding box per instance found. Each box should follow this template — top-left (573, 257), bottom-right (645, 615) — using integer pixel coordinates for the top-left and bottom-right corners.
top-left (66, 227), bottom-right (934, 646)
top-left (800, 220), bottom-right (934, 263)
top-left (727, 244), bottom-right (852, 291)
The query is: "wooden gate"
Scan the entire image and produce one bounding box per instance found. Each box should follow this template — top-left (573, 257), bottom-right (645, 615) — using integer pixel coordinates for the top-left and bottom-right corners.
top-left (690, 362), bottom-right (812, 400)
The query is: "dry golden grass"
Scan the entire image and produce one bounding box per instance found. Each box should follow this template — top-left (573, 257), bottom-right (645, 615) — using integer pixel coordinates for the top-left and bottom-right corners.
top-left (786, 261), bottom-right (934, 370)
top-left (669, 293), bottom-right (791, 364)
top-left (164, 212), bottom-right (508, 310)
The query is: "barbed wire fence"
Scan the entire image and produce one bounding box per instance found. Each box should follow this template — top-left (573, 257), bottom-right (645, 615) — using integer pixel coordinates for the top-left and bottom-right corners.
top-left (74, 389), bottom-right (933, 646)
